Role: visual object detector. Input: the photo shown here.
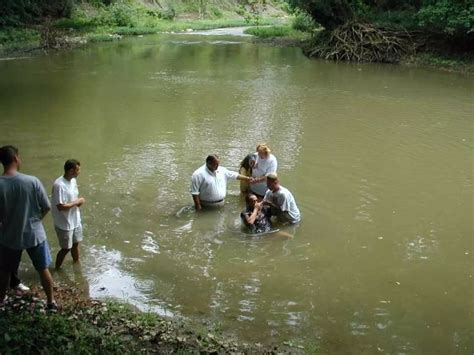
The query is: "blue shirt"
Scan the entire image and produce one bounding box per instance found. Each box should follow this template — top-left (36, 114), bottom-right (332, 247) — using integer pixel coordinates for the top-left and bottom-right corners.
top-left (0, 173), bottom-right (51, 250)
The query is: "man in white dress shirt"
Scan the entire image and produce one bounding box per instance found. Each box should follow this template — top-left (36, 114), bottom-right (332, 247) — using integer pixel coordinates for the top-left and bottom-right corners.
top-left (190, 155), bottom-right (251, 211)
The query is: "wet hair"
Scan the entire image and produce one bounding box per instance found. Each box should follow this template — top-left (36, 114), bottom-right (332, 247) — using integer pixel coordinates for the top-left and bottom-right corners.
top-left (266, 173), bottom-right (278, 182)
top-left (256, 143), bottom-right (271, 154)
top-left (64, 159), bottom-right (80, 173)
top-left (0, 145), bottom-right (19, 167)
top-left (240, 154), bottom-right (255, 170)
top-left (245, 193), bottom-right (258, 205)
top-left (205, 154), bottom-right (219, 164)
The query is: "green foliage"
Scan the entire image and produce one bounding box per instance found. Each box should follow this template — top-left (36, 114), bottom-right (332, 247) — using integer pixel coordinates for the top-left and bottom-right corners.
top-left (408, 51), bottom-right (474, 72)
top-left (0, 27), bottom-right (40, 50)
top-left (0, 0), bottom-right (74, 27)
top-left (243, 0), bottom-right (268, 26)
top-left (292, 11), bottom-right (318, 31)
top-left (287, 0), bottom-right (473, 42)
top-left (417, 0), bottom-right (473, 35)
top-left (368, 10), bottom-right (419, 30)
top-left (0, 309), bottom-right (127, 353)
top-left (286, 0), bottom-right (355, 30)
top-left (210, 5), bottom-right (224, 18)
top-left (245, 25), bottom-right (292, 37)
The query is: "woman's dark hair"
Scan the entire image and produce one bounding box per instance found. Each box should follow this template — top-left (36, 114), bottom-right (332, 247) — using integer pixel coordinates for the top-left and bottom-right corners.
top-left (240, 154), bottom-right (254, 170)
top-left (0, 145), bottom-right (19, 167)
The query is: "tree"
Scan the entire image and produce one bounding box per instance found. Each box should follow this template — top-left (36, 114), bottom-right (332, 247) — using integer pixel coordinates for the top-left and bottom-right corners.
top-left (286, 0), bottom-right (355, 30)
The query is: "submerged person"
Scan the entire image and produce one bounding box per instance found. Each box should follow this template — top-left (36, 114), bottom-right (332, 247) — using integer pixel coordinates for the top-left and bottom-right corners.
top-left (52, 159), bottom-right (85, 270)
top-left (190, 154), bottom-right (251, 211)
top-left (241, 193), bottom-right (272, 234)
top-left (239, 154), bottom-right (256, 194)
top-left (250, 143), bottom-right (277, 198)
top-left (263, 173), bottom-right (301, 224)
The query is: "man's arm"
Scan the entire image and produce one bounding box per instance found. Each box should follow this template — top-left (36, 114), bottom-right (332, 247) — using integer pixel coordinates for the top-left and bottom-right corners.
top-left (236, 174), bottom-right (251, 182)
top-left (242, 209), bottom-right (257, 227)
top-left (52, 183), bottom-right (85, 211)
top-left (37, 179), bottom-right (51, 220)
top-left (190, 173), bottom-right (203, 211)
top-left (192, 194), bottom-right (202, 211)
top-left (56, 197), bottom-right (85, 211)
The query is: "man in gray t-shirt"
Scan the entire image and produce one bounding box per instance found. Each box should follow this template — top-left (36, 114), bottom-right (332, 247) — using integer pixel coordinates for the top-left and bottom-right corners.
top-left (0, 145), bottom-right (56, 309)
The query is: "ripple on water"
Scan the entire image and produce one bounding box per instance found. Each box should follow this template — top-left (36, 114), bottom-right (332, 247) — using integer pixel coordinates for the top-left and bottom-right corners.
top-left (354, 177), bottom-right (378, 223)
top-left (141, 231), bottom-right (160, 255)
top-left (404, 231), bottom-right (439, 260)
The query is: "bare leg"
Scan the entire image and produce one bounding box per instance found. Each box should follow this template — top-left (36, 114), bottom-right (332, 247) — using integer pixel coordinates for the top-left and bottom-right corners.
top-left (0, 270), bottom-right (11, 302)
top-left (55, 249), bottom-right (70, 270)
top-left (38, 268), bottom-right (54, 304)
top-left (71, 243), bottom-right (80, 264)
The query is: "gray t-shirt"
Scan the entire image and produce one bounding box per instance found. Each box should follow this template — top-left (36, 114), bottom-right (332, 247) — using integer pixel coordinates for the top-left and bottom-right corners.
top-left (0, 173), bottom-right (51, 250)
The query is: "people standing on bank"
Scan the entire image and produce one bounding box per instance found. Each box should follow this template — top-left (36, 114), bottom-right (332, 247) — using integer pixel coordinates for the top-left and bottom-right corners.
top-left (250, 143), bottom-right (277, 198)
top-left (263, 173), bottom-right (301, 224)
top-left (0, 145), bottom-right (56, 309)
top-left (191, 154), bottom-right (252, 211)
top-left (239, 154), bottom-right (256, 194)
top-left (52, 159), bottom-right (85, 270)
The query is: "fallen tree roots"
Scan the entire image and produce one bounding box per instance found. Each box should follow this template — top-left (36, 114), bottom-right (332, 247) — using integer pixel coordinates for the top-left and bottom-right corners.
top-left (306, 22), bottom-right (413, 63)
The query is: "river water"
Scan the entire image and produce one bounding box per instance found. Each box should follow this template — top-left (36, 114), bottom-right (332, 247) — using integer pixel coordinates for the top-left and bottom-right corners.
top-left (0, 33), bottom-right (472, 353)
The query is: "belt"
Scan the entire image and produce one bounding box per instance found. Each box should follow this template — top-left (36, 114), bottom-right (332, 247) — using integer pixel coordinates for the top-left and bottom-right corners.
top-left (201, 199), bottom-right (224, 204)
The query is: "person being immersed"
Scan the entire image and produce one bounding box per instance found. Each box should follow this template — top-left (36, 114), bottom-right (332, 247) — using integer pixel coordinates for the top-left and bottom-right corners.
top-left (240, 193), bottom-right (272, 234)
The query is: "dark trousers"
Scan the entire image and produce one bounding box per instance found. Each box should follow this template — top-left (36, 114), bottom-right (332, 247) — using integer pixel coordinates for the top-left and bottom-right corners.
top-left (10, 271), bottom-right (20, 288)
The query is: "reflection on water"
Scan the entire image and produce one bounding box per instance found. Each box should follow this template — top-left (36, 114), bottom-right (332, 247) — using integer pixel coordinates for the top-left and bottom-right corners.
top-left (0, 33), bottom-right (472, 353)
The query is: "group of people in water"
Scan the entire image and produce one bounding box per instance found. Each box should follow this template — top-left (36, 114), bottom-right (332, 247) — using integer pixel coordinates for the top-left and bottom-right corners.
top-left (190, 143), bottom-right (301, 234)
top-left (0, 145), bottom-right (84, 309)
top-left (0, 143), bottom-right (301, 309)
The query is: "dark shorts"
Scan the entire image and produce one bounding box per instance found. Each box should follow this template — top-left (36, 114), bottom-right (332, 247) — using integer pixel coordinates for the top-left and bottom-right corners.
top-left (0, 240), bottom-right (52, 272)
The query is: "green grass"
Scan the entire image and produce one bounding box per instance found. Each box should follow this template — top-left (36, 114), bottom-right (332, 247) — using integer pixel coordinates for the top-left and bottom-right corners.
top-left (0, 289), bottom-right (301, 354)
top-left (405, 52), bottom-right (474, 73)
top-left (244, 25), bottom-right (309, 40)
top-left (0, 27), bottom-right (41, 52)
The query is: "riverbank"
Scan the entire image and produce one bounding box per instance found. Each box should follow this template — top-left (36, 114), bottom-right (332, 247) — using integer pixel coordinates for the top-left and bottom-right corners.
top-left (0, 0), bottom-right (288, 55)
top-left (0, 284), bottom-right (304, 353)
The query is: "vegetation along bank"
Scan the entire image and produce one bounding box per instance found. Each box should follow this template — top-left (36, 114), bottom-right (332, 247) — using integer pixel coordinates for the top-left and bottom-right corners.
top-left (1, 0), bottom-right (473, 72)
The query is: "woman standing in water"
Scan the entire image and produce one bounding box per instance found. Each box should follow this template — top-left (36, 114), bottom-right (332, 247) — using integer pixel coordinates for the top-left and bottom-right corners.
top-left (239, 154), bottom-right (255, 194)
top-left (250, 143), bottom-right (277, 198)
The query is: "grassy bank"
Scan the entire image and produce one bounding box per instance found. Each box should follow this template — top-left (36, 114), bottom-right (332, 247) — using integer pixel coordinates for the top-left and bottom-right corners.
top-left (0, 284), bottom-right (304, 354)
top-left (0, 0), bottom-right (288, 54)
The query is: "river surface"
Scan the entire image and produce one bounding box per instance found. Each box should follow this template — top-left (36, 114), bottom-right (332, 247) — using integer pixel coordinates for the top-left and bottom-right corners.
top-left (0, 33), bottom-right (472, 353)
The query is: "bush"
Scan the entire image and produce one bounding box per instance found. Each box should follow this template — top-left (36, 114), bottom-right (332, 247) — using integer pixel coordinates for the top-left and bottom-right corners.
top-left (244, 25), bottom-right (292, 38)
top-left (417, 0), bottom-right (474, 36)
top-left (292, 11), bottom-right (317, 32)
top-left (0, 0), bottom-right (73, 26)
top-left (210, 6), bottom-right (223, 18)
top-left (0, 27), bottom-right (40, 50)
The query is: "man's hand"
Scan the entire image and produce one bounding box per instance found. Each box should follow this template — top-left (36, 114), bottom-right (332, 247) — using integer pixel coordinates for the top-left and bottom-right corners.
top-left (76, 197), bottom-right (85, 207)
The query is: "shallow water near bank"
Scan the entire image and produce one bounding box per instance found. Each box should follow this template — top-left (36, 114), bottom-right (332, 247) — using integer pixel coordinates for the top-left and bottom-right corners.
top-left (0, 33), bottom-right (472, 353)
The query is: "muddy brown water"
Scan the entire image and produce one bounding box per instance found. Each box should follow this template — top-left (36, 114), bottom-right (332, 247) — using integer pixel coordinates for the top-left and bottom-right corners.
top-left (0, 33), bottom-right (472, 353)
